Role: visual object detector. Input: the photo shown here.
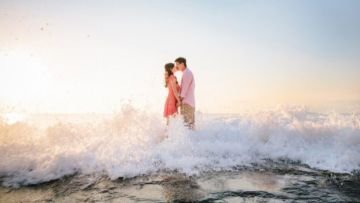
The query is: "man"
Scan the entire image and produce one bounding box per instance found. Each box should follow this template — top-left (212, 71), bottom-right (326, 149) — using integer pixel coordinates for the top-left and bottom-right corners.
top-left (175, 57), bottom-right (195, 129)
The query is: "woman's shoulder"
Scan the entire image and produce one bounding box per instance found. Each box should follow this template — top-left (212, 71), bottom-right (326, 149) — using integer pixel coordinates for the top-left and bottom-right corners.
top-left (169, 75), bottom-right (177, 80)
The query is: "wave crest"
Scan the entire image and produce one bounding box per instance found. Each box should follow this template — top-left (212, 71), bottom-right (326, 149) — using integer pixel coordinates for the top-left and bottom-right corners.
top-left (0, 105), bottom-right (359, 187)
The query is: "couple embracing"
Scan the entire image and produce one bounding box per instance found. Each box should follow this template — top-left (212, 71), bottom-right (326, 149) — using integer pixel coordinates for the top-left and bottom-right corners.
top-left (163, 57), bottom-right (195, 129)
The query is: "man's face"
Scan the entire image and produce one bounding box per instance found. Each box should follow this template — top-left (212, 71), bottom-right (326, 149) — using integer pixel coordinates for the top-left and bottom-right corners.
top-left (175, 62), bottom-right (185, 71)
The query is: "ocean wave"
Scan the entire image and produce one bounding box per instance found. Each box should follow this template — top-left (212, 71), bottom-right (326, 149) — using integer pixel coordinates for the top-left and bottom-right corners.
top-left (0, 105), bottom-right (359, 187)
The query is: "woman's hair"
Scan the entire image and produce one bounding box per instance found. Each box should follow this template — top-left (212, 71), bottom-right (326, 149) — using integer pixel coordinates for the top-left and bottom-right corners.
top-left (164, 63), bottom-right (174, 87)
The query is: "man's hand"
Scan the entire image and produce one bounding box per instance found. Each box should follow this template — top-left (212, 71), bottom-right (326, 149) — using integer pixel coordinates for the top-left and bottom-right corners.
top-left (176, 100), bottom-right (182, 108)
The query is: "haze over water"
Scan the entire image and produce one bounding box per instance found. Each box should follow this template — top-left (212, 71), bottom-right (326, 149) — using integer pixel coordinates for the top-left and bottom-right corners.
top-left (0, 0), bottom-right (359, 114)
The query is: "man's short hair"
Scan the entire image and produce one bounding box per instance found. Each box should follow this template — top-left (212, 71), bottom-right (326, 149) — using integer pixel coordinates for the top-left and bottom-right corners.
top-left (175, 57), bottom-right (187, 67)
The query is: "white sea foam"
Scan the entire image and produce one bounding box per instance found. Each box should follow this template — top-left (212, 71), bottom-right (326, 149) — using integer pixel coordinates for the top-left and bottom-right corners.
top-left (0, 105), bottom-right (359, 187)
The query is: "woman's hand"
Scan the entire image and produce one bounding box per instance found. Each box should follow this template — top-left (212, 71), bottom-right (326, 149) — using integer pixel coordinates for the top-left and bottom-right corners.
top-left (176, 100), bottom-right (182, 108)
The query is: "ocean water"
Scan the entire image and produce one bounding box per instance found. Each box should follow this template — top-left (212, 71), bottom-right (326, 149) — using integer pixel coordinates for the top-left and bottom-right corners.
top-left (1, 105), bottom-right (360, 202)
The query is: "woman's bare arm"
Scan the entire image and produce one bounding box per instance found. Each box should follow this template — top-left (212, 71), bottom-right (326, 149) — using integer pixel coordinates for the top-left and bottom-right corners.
top-left (170, 78), bottom-right (181, 103)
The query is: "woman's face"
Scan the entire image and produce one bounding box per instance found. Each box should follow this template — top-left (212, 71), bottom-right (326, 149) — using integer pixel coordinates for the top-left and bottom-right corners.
top-left (171, 66), bottom-right (177, 74)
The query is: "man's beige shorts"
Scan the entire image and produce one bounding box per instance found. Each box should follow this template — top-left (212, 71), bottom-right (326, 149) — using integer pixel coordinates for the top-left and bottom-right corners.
top-left (180, 103), bottom-right (195, 128)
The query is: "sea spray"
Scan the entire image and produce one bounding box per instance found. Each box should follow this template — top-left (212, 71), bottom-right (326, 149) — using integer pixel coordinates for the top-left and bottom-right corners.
top-left (0, 105), bottom-right (359, 187)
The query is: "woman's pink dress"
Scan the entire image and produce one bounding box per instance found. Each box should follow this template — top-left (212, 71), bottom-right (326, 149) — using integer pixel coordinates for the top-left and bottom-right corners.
top-left (164, 75), bottom-right (180, 117)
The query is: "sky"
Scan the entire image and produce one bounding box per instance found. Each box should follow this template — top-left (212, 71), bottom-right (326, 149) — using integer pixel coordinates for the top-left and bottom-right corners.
top-left (0, 0), bottom-right (359, 114)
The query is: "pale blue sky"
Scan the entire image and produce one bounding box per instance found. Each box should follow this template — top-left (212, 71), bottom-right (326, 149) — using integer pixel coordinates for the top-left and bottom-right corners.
top-left (0, 0), bottom-right (359, 113)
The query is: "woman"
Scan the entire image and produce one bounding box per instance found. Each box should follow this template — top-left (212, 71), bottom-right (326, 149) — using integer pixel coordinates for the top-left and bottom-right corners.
top-left (163, 63), bottom-right (181, 123)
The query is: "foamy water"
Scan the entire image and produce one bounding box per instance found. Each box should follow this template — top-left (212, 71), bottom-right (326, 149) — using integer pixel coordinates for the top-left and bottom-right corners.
top-left (0, 105), bottom-right (359, 187)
